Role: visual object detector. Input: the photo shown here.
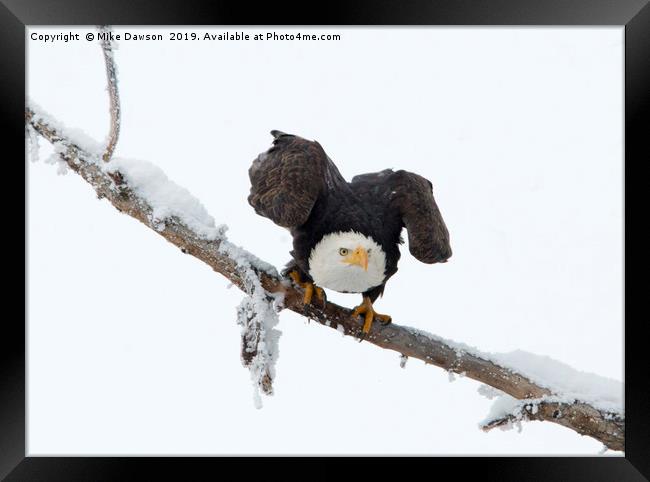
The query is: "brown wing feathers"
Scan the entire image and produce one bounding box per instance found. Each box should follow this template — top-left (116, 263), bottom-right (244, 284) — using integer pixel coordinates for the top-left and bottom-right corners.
top-left (248, 133), bottom-right (327, 228)
top-left (390, 170), bottom-right (452, 264)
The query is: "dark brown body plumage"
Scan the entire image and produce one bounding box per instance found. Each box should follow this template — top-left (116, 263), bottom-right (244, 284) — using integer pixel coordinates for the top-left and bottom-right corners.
top-left (248, 131), bottom-right (452, 302)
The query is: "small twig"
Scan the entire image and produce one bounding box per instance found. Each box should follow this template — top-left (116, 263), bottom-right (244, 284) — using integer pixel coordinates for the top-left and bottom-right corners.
top-left (480, 398), bottom-right (625, 451)
top-left (98, 25), bottom-right (120, 162)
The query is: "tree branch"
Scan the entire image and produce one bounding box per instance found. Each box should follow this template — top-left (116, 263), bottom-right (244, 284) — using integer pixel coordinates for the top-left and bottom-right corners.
top-left (479, 396), bottom-right (624, 451)
top-left (98, 25), bottom-right (120, 162)
top-left (25, 107), bottom-right (624, 452)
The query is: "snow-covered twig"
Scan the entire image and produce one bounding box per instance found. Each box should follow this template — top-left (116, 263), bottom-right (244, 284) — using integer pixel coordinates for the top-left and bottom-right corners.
top-left (25, 107), bottom-right (625, 452)
top-left (235, 257), bottom-right (282, 408)
top-left (479, 393), bottom-right (624, 447)
top-left (98, 25), bottom-right (120, 162)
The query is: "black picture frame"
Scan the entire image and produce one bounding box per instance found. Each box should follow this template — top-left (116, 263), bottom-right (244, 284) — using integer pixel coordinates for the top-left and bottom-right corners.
top-left (4, 0), bottom-right (648, 479)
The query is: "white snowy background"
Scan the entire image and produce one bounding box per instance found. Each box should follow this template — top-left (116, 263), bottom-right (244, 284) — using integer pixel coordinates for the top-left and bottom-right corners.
top-left (27, 27), bottom-right (623, 455)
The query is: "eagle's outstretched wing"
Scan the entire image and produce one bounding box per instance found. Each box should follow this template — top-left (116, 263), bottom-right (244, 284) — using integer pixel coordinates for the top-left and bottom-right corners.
top-left (351, 169), bottom-right (452, 264)
top-left (248, 131), bottom-right (341, 228)
top-left (391, 170), bottom-right (452, 263)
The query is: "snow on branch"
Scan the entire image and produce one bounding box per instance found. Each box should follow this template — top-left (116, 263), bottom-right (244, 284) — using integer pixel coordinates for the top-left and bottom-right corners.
top-left (25, 106), bottom-right (625, 452)
top-left (98, 25), bottom-right (121, 162)
top-left (236, 282), bottom-right (282, 408)
top-left (479, 392), bottom-right (624, 448)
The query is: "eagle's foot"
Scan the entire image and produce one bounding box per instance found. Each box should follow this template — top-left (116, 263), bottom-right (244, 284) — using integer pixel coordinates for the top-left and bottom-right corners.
top-left (288, 270), bottom-right (326, 307)
top-left (352, 296), bottom-right (392, 342)
top-left (314, 286), bottom-right (326, 307)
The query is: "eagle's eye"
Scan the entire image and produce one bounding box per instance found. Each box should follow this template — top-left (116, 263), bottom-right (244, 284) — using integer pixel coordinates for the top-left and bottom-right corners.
top-left (339, 248), bottom-right (349, 256)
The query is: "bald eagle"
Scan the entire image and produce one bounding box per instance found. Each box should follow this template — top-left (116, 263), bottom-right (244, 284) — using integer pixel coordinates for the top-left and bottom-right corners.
top-left (248, 130), bottom-right (452, 339)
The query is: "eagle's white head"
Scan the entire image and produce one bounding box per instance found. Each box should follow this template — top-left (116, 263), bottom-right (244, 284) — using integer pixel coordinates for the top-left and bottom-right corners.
top-left (308, 231), bottom-right (386, 293)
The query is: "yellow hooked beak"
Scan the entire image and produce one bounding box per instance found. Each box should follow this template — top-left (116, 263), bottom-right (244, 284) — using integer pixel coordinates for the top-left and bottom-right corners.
top-left (343, 246), bottom-right (368, 271)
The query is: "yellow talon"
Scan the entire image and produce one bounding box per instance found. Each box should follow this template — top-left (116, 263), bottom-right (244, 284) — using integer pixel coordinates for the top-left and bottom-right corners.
top-left (288, 270), bottom-right (326, 307)
top-left (363, 309), bottom-right (374, 334)
top-left (352, 296), bottom-right (392, 339)
top-left (303, 283), bottom-right (314, 305)
top-left (314, 286), bottom-right (326, 305)
top-left (289, 270), bottom-right (302, 285)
